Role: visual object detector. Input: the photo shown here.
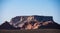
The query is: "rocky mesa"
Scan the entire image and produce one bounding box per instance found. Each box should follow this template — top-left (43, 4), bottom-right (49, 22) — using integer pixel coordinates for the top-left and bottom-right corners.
top-left (0, 15), bottom-right (60, 30)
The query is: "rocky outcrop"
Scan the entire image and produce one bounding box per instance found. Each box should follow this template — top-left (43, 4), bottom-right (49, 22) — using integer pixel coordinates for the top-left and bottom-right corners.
top-left (39, 21), bottom-right (60, 29)
top-left (9, 15), bottom-right (54, 28)
top-left (34, 15), bottom-right (54, 22)
top-left (0, 15), bottom-right (60, 30)
top-left (0, 21), bottom-right (20, 30)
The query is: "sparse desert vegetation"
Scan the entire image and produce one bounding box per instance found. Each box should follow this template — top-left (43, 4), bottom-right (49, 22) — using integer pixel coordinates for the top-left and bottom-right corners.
top-left (0, 29), bottom-right (60, 33)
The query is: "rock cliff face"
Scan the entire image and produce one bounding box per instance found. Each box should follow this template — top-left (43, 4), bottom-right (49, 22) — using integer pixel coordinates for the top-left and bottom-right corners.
top-left (9, 16), bottom-right (34, 27)
top-left (34, 15), bottom-right (53, 22)
top-left (0, 15), bottom-right (60, 30)
top-left (9, 15), bottom-right (54, 28)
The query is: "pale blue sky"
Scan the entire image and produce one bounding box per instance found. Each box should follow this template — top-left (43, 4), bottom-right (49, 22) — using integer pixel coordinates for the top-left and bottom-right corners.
top-left (0, 0), bottom-right (60, 24)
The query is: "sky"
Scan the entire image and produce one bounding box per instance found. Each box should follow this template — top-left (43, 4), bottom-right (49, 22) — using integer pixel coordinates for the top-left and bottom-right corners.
top-left (0, 0), bottom-right (60, 24)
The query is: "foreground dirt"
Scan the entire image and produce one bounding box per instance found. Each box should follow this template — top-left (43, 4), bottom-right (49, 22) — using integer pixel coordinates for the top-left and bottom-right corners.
top-left (0, 29), bottom-right (60, 33)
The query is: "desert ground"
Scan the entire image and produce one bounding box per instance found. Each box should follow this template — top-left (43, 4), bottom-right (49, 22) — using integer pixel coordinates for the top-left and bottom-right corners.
top-left (0, 29), bottom-right (60, 33)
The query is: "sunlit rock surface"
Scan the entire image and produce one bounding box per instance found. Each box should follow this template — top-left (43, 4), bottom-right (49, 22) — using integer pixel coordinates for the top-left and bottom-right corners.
top-left (0, 15), bottom-right (60, 30)
top-left (10, 15), bottom-right (54, 28)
